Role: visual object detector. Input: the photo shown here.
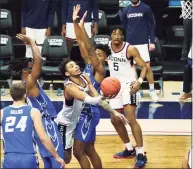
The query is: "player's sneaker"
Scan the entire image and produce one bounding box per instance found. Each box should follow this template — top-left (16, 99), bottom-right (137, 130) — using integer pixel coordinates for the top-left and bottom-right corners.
top-left (149, 90), bottom-right (158, 102)
top-left (134, 153), bottom-right (147, 169)
top-left (113, 148), bottom-right (136, 159)
top-left (179, 93), bottom-right (192, 102)
top-left (137, 90), bottom-right (143, 100)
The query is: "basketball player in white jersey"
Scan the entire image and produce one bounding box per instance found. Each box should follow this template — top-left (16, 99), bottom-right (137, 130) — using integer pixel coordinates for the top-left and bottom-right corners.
top-left (107, 25), bottom-right (148, 168)
top-left (56, 58), bottom-right (128, 164)
top-left (182, 148), bottom-right (192, 168)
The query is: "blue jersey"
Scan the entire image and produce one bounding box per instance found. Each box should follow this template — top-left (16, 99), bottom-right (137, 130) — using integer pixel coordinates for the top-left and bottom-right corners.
top-left (61, 0), bottom-right (99, 24)
top-left (1, 105), bottom-right (36, 154)
top-left (84, 64), bottom-right (100, 92)
top-left (119, 2), bottom-right (155, 45)
top-left (26, 83), bottom-right (57, 118)
top-left (74, 64), bottom-right (101, 142)
top-left (21, 0), bottom-right (55, 29)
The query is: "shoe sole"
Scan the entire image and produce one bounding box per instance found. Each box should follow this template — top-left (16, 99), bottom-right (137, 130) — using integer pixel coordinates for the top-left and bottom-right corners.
top-left (179, 97), bottom-right (192, 102)
top-left (113, 154), bottom-right (136, 159)
top-left (134, 162), bottom-right (147, 169)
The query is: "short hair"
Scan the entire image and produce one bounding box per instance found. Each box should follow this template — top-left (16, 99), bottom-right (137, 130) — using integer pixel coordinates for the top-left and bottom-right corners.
top-left (58, 58), bottom-right (73, 79)
top-left (95, 44), bottom-right (111, 57)
top-left (10, 82), bottom-right (26, 101)
top-left (110, 25), bottom-right (125, 36)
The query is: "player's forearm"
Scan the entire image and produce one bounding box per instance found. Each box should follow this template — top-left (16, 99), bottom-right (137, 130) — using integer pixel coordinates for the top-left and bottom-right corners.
top-left (81, 26), bottom-right (93, 50)
top-left (40, 135), bottom-right (59, 158)
top-left (73, 21), bottom-right (82, 41)
top-left (99, 100), bottom-right (118, 116)
top-left (139, 65), bottom-right (148, 80)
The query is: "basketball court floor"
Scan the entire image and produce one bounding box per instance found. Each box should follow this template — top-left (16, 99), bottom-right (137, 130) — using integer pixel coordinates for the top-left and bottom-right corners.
top-left (1, 81), bottom-right (192, 168)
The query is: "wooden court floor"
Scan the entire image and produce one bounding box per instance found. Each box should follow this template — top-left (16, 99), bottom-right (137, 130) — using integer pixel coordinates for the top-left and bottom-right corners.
top-left (1, 135), bottom-right (191, 168)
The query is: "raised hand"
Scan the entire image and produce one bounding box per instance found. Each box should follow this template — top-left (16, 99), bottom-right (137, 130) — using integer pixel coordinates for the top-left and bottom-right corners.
top-left (16, 33), bottom-right (32, 44)
top-left (79, 11), bottom-right (87, 28)
top-left (72, 4), bottom-right (81, 22)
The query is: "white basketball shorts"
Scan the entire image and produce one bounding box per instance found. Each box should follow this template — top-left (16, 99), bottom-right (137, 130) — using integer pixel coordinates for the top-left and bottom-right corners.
top-left (109, 82), bottom-right (137, 109)
top-left (133, 44), bottom-right (150, 63)
top-left (66, 22), bottom-right (92, 40)
top-left (25, 27), bottom-right (46, 58)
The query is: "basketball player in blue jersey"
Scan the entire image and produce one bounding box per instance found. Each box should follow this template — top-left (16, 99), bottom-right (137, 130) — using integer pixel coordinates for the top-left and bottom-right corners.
top-left (72, 6), bottom-right (112, 168)
top-left (15, 34), bottom-right (65, 168)
top-left (0, 82), bottom-right (64, 168)
top-left (107, 26), bottom-right (148, 168)
top-left (57, 57), bottom-right (128, 165)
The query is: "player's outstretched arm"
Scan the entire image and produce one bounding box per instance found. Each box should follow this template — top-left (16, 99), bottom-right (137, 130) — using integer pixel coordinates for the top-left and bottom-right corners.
top-left (16, 34), bottom-right (43, 85)
top-left (65, 83), bottom-right (102, 105)
top-left (31, 108), bottom-right (65, 168)
top-left (73, 5), bottom-right (104, 80)
top-left (73, 5), bottom-right (90, 64)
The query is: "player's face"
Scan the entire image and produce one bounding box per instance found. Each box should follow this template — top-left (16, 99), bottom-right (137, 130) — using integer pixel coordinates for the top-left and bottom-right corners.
top-left (95, 49), bottom-right (107, 64)
top-left (111, 29), bottom-right (124, 45)
top-left (65, 61), bottom-right (81, 77)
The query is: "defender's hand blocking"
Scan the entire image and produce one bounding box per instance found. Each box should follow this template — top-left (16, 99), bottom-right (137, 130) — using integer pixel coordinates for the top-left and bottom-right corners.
top-left (16, 33), bottom-right (32, 44)
top-left (73, 4), bottom-right (81, 22)
top-left (80, 11), bottom-right (88, 28)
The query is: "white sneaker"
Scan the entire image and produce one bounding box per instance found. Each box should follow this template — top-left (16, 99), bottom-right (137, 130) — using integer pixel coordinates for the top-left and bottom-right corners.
top-left (149, 90), bottom-right (159, 102)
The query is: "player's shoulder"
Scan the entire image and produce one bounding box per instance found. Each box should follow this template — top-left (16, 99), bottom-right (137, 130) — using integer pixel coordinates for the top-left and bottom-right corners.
top-left (81, 73), bottom-right (91, 83)
top-left (141, 2), bottom-right (151, 10)
top-left (127, 44), bottom-right (135, 51)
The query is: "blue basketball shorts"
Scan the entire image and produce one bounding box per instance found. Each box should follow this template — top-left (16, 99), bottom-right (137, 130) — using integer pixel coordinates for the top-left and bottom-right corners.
top-left (74, 106), bottom-right (100, 143)
top-left (2, 153), bottom-right (39, 168)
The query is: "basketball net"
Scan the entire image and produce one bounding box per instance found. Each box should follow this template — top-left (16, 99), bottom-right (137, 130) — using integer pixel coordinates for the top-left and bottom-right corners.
top-left (179, 0), bottom-right (193, 19)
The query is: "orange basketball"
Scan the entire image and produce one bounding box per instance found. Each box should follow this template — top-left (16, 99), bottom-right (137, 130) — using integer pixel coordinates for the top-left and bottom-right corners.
top-left (101, 77), bottom-right (121, 97)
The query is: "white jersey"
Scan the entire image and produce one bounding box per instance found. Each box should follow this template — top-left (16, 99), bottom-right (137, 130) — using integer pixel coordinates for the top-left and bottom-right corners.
top-left (57, 75), bottom-right (89, 125)
top-left (108, 41), bottom-right (136, 83)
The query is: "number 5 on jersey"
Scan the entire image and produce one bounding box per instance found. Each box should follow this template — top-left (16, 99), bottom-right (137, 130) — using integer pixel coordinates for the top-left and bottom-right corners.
top-left (5, 116), bottom-right (28, 133)
top-left (113, 62), bottom-right (119, 71)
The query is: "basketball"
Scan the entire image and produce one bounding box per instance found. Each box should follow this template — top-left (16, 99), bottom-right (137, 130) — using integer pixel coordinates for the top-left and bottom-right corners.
top-left (101, 77), bottom-right (121, 97)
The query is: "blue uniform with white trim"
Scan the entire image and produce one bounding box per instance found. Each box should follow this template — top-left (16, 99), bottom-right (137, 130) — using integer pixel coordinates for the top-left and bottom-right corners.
top-left (74, 64), bottom-right (101, 142)
top-left (1, 105), bottom-right (38, 168)
top-left (26, 83), bottom-right (64, 168)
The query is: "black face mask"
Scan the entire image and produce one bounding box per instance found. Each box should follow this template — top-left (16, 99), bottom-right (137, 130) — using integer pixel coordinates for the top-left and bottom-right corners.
top-left (130, 0), bottom-right (140, 5)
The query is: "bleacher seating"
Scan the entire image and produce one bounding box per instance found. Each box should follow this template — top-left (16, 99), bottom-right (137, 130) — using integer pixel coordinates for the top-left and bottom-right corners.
top-left (41, 36), bottom-right (68, 82)
top-left (0, 9), bottom-right (12, 34)
top-left (0, 0), bottom-right (187, 82)
top-left (0, 34), bottom-right (13, 87)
